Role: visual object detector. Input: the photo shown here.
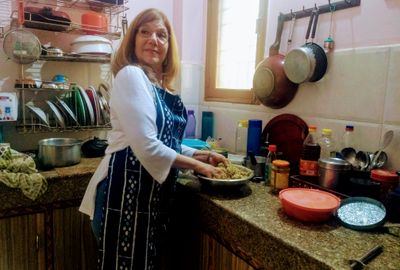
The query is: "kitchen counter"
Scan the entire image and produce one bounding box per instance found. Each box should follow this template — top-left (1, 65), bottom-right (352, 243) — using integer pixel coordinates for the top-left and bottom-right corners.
top-left (1, 158), bottom-right (399, 269)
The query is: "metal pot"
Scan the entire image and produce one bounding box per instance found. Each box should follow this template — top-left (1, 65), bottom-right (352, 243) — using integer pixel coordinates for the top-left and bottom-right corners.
top-left (38, 138), bottom-right (82, 168)
top-left (70, 35), bottom-right (113, 55)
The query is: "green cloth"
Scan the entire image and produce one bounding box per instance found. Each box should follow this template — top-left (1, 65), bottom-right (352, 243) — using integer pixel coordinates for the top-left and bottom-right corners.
top-left (0, 148), bottom-right (47, 200)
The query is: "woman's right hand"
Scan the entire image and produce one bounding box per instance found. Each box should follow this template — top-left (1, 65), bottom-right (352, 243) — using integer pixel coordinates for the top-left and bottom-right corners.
top-left (194, 162), bottom-right (223, 179)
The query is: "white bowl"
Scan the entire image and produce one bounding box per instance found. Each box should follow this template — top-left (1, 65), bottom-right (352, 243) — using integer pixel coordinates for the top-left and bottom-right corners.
top-left (70, 35), bottom-right (112, 55)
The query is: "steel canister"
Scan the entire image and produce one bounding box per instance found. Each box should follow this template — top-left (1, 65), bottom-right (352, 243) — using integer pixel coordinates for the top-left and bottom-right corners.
top-left (318, 158), bottom-right (352, 191)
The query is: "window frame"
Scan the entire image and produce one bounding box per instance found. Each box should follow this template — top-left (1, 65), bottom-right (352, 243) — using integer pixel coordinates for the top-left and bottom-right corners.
top-left (204, 0), bottom-right (268, 104)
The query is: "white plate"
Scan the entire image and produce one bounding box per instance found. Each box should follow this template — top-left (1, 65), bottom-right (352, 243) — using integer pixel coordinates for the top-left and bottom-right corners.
top-left (46, 100), bottom-right (65, 128)
top-left (56, 97), bottom-right (79, 126)
top-left (25, 102), bottom-right (49, 126)
top-left (76, 85), bottom-right (95, 126)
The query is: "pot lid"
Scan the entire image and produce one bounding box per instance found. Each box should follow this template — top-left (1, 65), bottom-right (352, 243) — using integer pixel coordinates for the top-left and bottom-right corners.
top-left (279, 188), bottom-right (340, 212)
top-left (318, 157), bottom-right (352, 170)
top-left (370, 169), bottom-right (399, 183)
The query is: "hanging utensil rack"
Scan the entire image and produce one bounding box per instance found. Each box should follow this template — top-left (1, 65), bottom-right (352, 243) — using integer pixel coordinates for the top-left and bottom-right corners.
top-left (281, 0), bottom-right (361, 21)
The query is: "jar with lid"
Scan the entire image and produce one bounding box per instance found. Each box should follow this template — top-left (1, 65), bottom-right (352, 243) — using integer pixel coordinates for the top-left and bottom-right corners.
top-left (270, 160), bottom-right (290, 194)
top-left (370, 169), bottom-right (399, 205)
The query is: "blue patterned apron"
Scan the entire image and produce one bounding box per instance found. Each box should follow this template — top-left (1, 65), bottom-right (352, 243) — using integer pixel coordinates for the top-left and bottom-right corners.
top-left (95, 85), bottom-right (187, 270)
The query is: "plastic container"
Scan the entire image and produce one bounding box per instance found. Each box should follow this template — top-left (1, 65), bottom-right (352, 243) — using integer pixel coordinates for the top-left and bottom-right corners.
top-left (235, 120), bottom-right (248, 155)
top-left (246, 119), bottom-right (262, 156)
top-left (184, 109), bottom-right (196, 138)
top-left (265, 144), bottom-right (277, 185)
top-left (201, 111), bottom-right (214, 141)
top-left (279, 188), bottom-right (341, 223)
top-left (270, 159), bottom-right (290, 194)
top-left (318, 128), bottom-right (336, 159)
top-left (341, 125), bottom-right (356, 151)
top-left (299, 125), bottom-right (320, 177)
top-left (370, 169), bottom-right (399, 204)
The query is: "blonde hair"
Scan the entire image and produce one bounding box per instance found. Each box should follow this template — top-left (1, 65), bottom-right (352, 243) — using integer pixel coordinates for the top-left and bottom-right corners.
top-left (111, 8), bottom-right (180, 90)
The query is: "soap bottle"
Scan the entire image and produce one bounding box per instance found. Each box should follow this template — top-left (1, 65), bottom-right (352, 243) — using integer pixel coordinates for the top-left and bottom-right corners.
top-left (184, 110), bottom-right (196, 138)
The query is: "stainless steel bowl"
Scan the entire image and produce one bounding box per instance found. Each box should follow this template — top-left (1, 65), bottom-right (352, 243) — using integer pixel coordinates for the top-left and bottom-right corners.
top-left (38, 138), bottom-right (82, 168)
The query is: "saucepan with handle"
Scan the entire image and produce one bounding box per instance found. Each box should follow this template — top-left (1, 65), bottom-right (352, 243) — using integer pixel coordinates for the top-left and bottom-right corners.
top-left (252, 13), bottom-right (298, 109)
top-left (284, 8), bottom-right (328, 84)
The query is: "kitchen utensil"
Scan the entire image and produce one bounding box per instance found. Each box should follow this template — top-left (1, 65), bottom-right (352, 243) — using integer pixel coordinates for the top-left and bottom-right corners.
top-left (279, 188), bottom-right (341, 223)
top-left (38, 138), bottom-right (82, 168)
top-left (3, 28), bottom-right (41, 64)
top-left (324, 4), bottom-right (335, 50)
top-left (341, 147), bottom-right (357, 167)
top-left (252, 14), bottom-right (298, 109)
top-left (81, 11), bottom-right (108, 34)
top-left (55, 97), bottom-right (79, 126)
top-left (355, 151), bottom-right (370, 171)
top-left (44, 46), bottom-right (63, 57)
top-left (318, 157), bottom-right (352, 190)
top-left (335, 197), bottom-right (400, 231)
top-left (81, 137), bottom-right (108, 157)
top-left (72, 87), bottom-right (87, 126)
top-left (45, 100), bottom-right (66, 128)
top-left (370, 130), bottom-right (393, 169)
top-left (70, 35), bottom-right (113, 55)
top-left (284, 8), bottom-right (328, 83)
top-left (25, 102), bottom-right (49, 126)
top-left (349, 245), bottom-right (383, 270)
top-left (261, 114), bottom-right (308, 173)
top-left (24, 6), bottom-right (71, 32)
top-left (196, 165), bottom-right (254, 187)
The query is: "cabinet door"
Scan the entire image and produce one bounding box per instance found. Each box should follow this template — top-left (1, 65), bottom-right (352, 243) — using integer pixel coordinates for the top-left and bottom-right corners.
top-left (52, 207), bottom-right (98, 270)
top-left (0, 213), bottom-right (46, 270)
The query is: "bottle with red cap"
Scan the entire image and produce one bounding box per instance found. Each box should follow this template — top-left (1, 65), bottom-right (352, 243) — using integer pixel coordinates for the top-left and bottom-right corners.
top-left (265, 144), bottom-right (277, 185)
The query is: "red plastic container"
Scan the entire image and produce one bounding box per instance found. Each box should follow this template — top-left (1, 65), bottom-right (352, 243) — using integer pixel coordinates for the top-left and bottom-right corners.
top-left (279, 188), bottom-right (341, 223)
top-left (370, 169), bottom-right (399, 204)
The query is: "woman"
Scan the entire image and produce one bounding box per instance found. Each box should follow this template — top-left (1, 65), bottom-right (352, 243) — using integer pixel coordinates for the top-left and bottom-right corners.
top-left (79, 8), bottom-right (227, 270)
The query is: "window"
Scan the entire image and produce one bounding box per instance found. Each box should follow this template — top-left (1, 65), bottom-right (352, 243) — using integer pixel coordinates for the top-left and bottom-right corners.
top-left (205, 0), bottom-right (268, 104)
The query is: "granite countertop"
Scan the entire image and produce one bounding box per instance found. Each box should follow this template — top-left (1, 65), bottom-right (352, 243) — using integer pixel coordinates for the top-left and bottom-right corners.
top-left (1, 158), bottom-right (399, 270)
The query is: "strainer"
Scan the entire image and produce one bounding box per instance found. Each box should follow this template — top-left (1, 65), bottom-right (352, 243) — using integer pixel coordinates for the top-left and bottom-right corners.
top-left (2, 28), bottom-right (41, 64)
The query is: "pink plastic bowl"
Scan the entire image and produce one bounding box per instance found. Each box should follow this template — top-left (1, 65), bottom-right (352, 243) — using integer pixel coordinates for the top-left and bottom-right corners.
top-left (279, 188), bottom-right (341, 223)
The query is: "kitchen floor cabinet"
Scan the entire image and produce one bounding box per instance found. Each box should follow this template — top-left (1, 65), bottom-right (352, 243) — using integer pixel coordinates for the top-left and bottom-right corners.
top-left (0, 206), bottom-right (98, 270)
top-left (0, 213), bottom-right (46, 270)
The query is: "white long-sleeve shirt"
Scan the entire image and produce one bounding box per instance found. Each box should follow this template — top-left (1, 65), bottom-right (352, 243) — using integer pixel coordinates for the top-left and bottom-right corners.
top-left (79, 66), bottom-right (196, 219)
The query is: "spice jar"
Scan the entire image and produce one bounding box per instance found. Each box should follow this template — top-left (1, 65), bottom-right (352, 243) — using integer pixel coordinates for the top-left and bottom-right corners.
top-left (271, 160), bottom-right (290, 194)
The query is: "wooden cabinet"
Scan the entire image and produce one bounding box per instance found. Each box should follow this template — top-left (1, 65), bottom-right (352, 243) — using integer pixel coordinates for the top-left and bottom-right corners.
top-left (52, 207), bottom-right (97, 270)
top-left (0, 207), bottom-right (97, 270)
top-left (0, 213), bottom-right (45, 270)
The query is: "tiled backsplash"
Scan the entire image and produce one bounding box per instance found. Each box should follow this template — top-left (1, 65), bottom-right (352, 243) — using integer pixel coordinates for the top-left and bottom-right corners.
top-left (181, 44), bottom-right (400, 170)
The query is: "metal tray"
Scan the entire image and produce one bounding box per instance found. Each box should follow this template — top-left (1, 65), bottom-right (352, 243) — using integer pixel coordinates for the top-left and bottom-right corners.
top-left (196, 165), bottom-right (254, 187)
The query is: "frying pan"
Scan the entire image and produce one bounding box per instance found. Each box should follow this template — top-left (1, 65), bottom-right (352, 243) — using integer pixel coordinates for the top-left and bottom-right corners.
top-left (252, 14), bottom-right (298, 109)
top-left (335, 197), bottom-right (400, 231)
top-left (284, 8), bottom-right (328, 84)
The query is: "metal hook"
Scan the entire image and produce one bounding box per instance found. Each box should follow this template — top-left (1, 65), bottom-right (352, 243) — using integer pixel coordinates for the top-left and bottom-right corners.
top-left (290, 9), bottom-right (296, 19)
top-left (303, 5), bottom-right (312, 14)
top-left (345, 0), bottom-right (352, 4)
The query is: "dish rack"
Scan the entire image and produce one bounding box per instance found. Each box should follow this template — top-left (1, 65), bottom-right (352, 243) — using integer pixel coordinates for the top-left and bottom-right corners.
top-left (16, 86), bottom-right (111, 133)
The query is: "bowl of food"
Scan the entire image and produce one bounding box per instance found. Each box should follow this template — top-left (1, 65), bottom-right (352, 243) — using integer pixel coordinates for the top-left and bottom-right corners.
top-left (196, 163), bottom-right (254, 187)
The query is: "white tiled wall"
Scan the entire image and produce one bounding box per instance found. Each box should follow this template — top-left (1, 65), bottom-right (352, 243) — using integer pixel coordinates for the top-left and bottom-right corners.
top-left (181, 44), bottom-right (400, 171)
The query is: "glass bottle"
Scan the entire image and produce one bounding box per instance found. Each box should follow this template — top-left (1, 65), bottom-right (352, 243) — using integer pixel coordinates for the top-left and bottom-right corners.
top-left (299, 125), bottom-right (320, 178)
top-left (265, 144), bottom-right (277, 186)
top-left (235, 120), bottom-right (248, 155)
top-left (271, 159), bottom-right (290, 194)
top-left (319, 128), bottom-right (336, 159)
top-left (184, 110), bottom-right (196, 138)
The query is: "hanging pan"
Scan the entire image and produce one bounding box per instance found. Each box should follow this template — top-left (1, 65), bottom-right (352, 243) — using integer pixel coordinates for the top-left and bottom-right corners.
top-left (252, 14), bottom-right (298, 109)
top-left (284, 8), bottom-right (328, 84)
